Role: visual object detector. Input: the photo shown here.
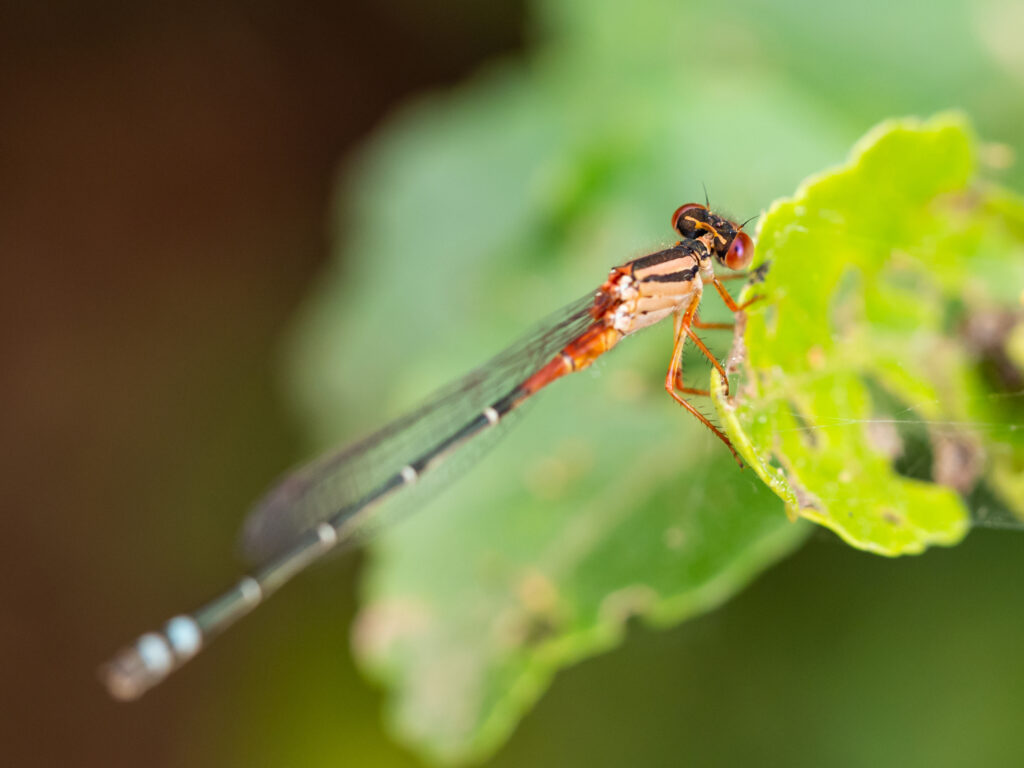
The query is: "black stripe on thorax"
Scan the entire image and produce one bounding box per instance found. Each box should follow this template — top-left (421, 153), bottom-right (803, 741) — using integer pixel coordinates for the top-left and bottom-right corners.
top-left (641, 265), bottom-right (699, 283)
top-left (628, 241), bottom-right (704, 273)
top-left (629, 245), bottom-right (686, 272)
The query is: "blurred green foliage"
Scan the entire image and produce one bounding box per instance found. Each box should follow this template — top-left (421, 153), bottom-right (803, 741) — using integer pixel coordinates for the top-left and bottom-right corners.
top-left (235, 0), bottom-right (1024, 765)
top-left (716, 114), bottom-right (1024, 555)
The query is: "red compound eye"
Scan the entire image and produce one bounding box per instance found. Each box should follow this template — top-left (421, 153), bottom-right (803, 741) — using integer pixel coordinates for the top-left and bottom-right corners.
top-left (670, 202), bottom-right (707, 231)
top-left (724, 231), bottom-right (753, 270)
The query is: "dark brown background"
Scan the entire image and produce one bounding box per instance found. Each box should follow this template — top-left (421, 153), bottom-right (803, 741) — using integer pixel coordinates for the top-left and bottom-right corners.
top-left (1, 2), bottom-right (522, 765)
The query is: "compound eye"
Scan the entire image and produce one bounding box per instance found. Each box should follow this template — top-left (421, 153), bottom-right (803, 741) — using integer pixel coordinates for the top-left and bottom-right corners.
top-left (724, 231), bottom-right (754, 271)
top-left (671, 202), bottom-right (707, 232)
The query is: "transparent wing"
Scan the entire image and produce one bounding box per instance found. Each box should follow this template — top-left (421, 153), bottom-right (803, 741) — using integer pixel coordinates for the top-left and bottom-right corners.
top-left (240, 292), bottom-right (598, 564)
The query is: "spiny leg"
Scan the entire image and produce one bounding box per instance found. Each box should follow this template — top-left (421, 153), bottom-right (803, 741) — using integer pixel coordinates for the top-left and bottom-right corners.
top-left (684, 273), bottom-right (764, 390)
top-left (675, 386), bottom-right (711, 397)
top-left (672, 305), bottom-right (731, 397)
top-left (694, 271), bottom-right (761, 329)
top-left (692, 313), bottom-right (733, 331)
top-left (664, 291), bottom-right (741, 465)
top-left (681, 325), bottom-right (731, 396)
top-left (711, 275), bottom-right (762, 313)
top-left (673, 316), bottom-right (730, 393)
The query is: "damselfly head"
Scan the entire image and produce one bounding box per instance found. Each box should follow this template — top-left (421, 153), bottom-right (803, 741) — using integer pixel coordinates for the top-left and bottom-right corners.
top-left (670, 203), bottom-right (754, 271)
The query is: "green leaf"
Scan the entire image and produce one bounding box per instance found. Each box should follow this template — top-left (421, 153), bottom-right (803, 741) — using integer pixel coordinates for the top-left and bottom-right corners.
top-left (713, 113), bottom-right (1024, 556)
top-left (353, 430), bottom-right (803, 763)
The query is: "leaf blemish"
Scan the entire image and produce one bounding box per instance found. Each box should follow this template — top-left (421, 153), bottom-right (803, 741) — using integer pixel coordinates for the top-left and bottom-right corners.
top-left (598, 585), bottom-right (658, 626)
top-left (353, 598), bottom-right (432, 657)
top-left (864, 419), bottom-right (904, 460)
top-left (663, 526), bottom-right (686, 550)
top-left (881, 509), bottom-right (904, 526)
top-left (492, 608), bottom-right (560, 650)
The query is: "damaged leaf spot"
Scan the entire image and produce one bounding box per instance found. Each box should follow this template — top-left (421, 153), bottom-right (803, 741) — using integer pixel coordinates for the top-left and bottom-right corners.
top-left (880, 509), bottom-right (904, 526)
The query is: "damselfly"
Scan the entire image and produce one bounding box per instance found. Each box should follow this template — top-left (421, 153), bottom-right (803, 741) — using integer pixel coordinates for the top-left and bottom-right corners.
top-left (102, 202), bottom-right (757, 700)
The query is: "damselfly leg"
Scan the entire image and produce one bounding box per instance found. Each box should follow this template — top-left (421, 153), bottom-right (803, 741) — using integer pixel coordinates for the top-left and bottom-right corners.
top-left (692, 315), bottom-right (735, 331)
top-left (663, 284), bottom-right (743, 465)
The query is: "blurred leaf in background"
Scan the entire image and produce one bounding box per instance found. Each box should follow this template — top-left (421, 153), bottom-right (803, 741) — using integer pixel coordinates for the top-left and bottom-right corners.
top-left (199, 0), bottom-right (1024, 765)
